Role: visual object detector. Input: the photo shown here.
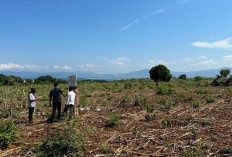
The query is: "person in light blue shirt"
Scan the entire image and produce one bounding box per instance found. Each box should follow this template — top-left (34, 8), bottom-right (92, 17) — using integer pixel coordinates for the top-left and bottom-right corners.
top-left (28, 88), bottom-right (38, 123)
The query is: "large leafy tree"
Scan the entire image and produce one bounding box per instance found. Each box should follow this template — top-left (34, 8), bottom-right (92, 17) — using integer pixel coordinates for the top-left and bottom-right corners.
top-left (149, 64), bottom-right (172, 86)
top-left (220, 69), bottom-right (230, 78)
top-left (178, 74), bottom-right (187, 80)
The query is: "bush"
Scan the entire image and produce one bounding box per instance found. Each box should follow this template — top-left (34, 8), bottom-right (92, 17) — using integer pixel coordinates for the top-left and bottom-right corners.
top-left (219, 147), bottom-right (232, 154)
top-left (191, 100), bottom-right (200, 108)
top-left (144, 104), bottom-right (156, 113)
top-left (105, 113), bottom-right (121, 127)
top-left (161, 117), bottom-right (172, 128)
top-left (124, 82), bottom-right (132, 89)
top-left (120, 95), bottom-right (131, 105)
top-left (157, 86), bottom-right (176, 95)
top-left (134, 95), bottom-right (148, 106)
top-left (79, 95), bottom-right (88, 107)
top-left (189, 127), bottom-right (198, 140)
top-left (34, 122), bottom-right (85, 157)
top-left (100, 144), bottom-right (113, 154)
top-left (196, 88), bottom-right (212, 94)
top-left (0, 121), bottom-right (18, 150)
top-left (194, 76), bottom-right (204, 81)
top-left (145, 114), bottom-right (156, 121)
top-left (206, 97), bottom-right (215, 103)
top-left (159, 99), bottom-right (178, 110)
top-left (0, 109), bottom-right (9, 119)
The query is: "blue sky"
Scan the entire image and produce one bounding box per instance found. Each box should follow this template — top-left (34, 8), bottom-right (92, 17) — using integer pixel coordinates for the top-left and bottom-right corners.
top-left (0, 0), bottom-right (232, 73)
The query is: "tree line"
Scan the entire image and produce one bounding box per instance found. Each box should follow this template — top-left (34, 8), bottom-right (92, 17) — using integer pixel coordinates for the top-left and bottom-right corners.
top-left (0, 74), bottom-right (66, 85)
top-left (149, 64), bottom-right (232, 86)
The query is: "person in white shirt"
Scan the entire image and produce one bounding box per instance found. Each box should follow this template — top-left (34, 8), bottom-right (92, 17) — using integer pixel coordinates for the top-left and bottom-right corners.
top-left (65, 86), bottom-right (76, 119)
top-left (28, 88), bottom-right (38, 123)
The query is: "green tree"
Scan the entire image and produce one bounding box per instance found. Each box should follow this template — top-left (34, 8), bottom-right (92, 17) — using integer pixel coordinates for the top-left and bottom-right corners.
top-left (34, 75), bottom-right (55, 84)
top-left (24, 79), bottom-right (33, 84)
top-left (178, 74), bottom-right (187, 80)
top-left (194, 76), bottom-right (204, 81)
top-left (149, 64), bottom-right (172, 86)
top-left (220, 69), bottom-right (230, 77)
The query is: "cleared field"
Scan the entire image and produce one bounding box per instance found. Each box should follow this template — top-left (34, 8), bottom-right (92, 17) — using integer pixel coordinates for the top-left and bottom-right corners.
top-left (0, 79), bottom-right (232, 156)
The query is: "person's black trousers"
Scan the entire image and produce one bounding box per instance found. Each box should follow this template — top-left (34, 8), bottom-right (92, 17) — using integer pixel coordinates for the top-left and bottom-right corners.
top-left (63, 105), bottom-right (74, 119)
top-left (51, 101), bottom-right (61, 123)
top-left (28, 107), bottom-right (35, 122)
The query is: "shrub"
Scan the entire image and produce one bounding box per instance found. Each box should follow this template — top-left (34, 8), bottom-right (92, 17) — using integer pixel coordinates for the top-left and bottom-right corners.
top-left (196, 88), bottom-right (212, 94)
top-left (100, 144), bottom-right (113, 154)
top-left (0, 121), bottom-right (18, 150)
top-left (0, 109), bottom-right (9, 119)
top-left (201, 119), bottom-right (211, 126)
top-left (124, 82), bottom-right (132, 89)
top-left (105, 113), bottom-right (121, 127)
top-left (120, 95), bottom-right (130, 105)
top-left (159, 99), bottom-right (178, 110)
top-left (34, 122), bottom-right (85, 157)
top-left (144, 104), bottom-right (156, 113)
top-left (194, 76), bottom-right (204, 81)
top-left (206, 97), bottom-right (214, 103)
top-left (134, 95), bottom-right (148, 106)
top-left (191, 100), bottom-right (200, 108)
top-left (161, 117), bottom-right (172, 128)
top-left (189, 127), bottom-right (198, 140)
top-left (219, 147), bottom-right (232, 154)
top-left (99, 92), bottom-right (107, 97)
top-left (79, 95), bottom-right (88, 107)
top-left (145, 114), bottom-right (156, 121)
top-left (184, 147), bottom-right (205, 157)
top-left (227, 87), bottom-right (232, 93)
top-left (157, 86), bottom-right (176, 95)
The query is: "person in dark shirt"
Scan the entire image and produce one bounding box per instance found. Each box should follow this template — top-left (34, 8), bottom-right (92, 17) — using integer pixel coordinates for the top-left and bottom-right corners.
top-left (49, 83), bottom-right (65, 123)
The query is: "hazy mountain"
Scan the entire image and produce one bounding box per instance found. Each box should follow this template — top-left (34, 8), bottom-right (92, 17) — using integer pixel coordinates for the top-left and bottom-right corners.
top-left (0, 68), bottom-right (229, 80)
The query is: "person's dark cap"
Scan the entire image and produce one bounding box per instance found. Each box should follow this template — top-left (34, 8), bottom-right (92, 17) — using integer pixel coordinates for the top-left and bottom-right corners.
top-left (31, 88), bottom-right (35, 93)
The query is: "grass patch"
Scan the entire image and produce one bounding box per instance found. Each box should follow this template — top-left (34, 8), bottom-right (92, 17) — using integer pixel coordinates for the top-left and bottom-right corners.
top-left (105, 112), bottom-right (121, 127)
top-left (0, 121), bottom-right (18, 150)
top-left (34, 121), bottom-right (85, 157)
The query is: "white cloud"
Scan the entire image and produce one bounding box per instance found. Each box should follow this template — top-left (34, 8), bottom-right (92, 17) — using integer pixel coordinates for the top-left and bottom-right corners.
top-left (149, 60), bottom-right (176, 66)
top-left (184, 56), bottom-right (207, 62)
top-left (53, 65), bottom-right (71, 70)
top-left (121, 20), bottom-right (138, 31)
top-left (0, 63), bottom-right (49, 71)
top-left (153, 9), bottom-right (165, 14)
top-left (176, 0), bottom-right (190, 4)
top-left (193, 59), bottom-right (217, 66)
top-left (106, 57), bottom-right (131, 66)
top-left (192, 38), bottom-right (232, 49)
top-left (0, 63), bottom-right (24, 70)
top-left (197, 56), bottom-right (206, 59)
top-left (77, 64), bottom-right (102, 71)
top-left (222, 55), bottom-right (232, 61)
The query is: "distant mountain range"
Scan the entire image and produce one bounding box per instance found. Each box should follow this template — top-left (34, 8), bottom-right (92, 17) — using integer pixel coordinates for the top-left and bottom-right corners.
top-left (0, 68), bottom-right (229, 80)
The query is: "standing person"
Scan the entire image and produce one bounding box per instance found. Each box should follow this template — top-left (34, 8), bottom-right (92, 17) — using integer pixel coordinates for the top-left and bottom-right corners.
top-left (28, 88), bottom-right (38, 123)
top-left (49, 83), bottom-right (65, 123)
top-left (65, 86), bottom-right (76, 119)
top-left (73, 86), bottom-right (79, 116)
